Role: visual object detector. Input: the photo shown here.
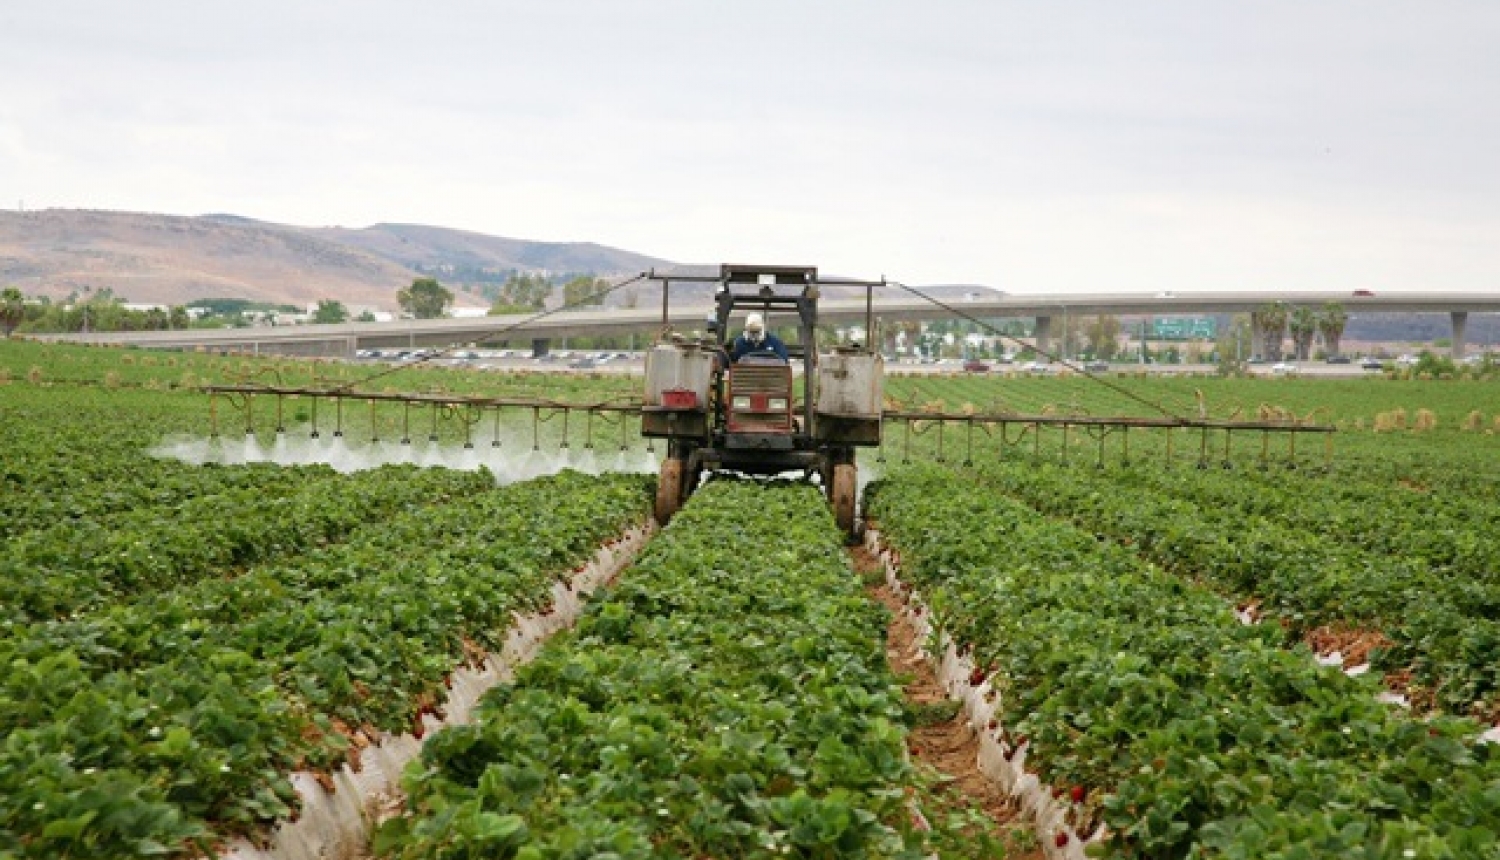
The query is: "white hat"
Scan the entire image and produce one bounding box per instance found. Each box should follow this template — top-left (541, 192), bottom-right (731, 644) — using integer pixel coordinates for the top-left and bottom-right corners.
top-left (746, 313), bottom-right (764, 333)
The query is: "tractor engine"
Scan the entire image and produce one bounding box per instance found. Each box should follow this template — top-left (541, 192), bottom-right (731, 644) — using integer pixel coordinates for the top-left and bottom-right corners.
top-left (726, 359), bottom-right (793, 435)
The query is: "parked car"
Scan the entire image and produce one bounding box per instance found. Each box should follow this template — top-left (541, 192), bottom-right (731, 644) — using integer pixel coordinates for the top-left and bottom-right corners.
top-left (1352, 289), bottom-right (1376, 297)
top-left (1324, 355), bottom-right (1352, 364)
top-left (1084, 360), bottom-right (1110, 372)
top-left (1360, 357), bottom-right (1385, 370)
top-left (962, 359), bottom-right (991, 373)
top-left (1020, 360), bottom-right (1052, 373)
top-left (569, 358), bottom-right (597, 370)
top-left (1270, 361), bottom-right (1298, 375)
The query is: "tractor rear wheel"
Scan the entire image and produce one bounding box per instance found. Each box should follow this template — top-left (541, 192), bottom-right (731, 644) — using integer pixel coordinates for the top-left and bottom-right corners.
top-left (655, 458), bottom-right (684, 525)
top-left (830, 462), bottom-right (857, 535)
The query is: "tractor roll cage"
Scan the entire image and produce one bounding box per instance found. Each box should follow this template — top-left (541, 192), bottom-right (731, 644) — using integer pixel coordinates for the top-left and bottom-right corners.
top-left (646, 264), bottom-right (886, 440)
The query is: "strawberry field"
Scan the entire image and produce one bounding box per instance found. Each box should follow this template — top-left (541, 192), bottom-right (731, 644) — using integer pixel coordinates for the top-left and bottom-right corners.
top-left (3, 337), bottom-right (1500, 859)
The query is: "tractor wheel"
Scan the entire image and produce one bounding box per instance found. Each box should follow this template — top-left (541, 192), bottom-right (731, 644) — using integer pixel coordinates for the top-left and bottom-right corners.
top-left (830, 463), bottom-right (857, 535)
top-left (655, 458), bottom-right (684, 526)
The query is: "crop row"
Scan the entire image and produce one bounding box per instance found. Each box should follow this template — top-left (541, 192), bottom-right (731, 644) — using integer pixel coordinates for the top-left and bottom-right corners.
top-left (3, 464), bottom-right (497, 623)
top-left (378, 479), bottom-right (991, 860)
top-left (1112, 458), bottom-right (1500, 582)
top-left (0, 471), bottom-right (651, 859)
top-left (965, 459), bottom-right (1500, 716)
top-left (866, 464), bottom-right (1500, 859)
top-left (0, 388), bottom-right (326, 540)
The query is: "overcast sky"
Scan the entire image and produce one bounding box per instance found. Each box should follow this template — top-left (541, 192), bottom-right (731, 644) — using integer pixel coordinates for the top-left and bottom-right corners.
top-left (3, 1), bottom-right (1498, 292)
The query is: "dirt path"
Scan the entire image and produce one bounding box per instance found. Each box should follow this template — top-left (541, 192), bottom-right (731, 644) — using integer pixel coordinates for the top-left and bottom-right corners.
top-left (850, 545), bottom-right (1045, 860)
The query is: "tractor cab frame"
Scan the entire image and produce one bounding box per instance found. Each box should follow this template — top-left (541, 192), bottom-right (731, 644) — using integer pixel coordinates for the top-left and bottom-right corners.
top-left (640, 264), bottom-right (884, 533)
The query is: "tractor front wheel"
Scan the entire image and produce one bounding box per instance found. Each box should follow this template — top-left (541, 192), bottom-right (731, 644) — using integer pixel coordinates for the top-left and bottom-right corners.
top-left (655, 458), bottom-right (685, 526)
top-left (830, 462), bottom-right (857, 536)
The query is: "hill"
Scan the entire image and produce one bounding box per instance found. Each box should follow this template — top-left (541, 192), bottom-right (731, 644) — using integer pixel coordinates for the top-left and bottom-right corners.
top-left (0, 209), bottom-right (670, 312)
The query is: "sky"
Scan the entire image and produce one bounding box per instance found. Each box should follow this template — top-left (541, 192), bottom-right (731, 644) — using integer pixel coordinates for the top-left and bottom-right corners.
top-left (3, 1), bottom-right (1498, 293)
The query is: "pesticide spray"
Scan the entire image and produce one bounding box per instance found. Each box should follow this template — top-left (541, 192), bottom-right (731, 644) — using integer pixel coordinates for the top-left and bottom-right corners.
top-left (152, 426), bottom-right (662, 486)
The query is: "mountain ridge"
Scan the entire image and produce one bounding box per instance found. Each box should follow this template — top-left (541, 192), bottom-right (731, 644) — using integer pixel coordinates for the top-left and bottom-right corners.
top-left (0, 209), bottom-right (671, 311)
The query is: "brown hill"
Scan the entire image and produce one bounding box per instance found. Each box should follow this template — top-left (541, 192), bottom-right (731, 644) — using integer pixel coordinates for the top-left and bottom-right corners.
top-left (0, 209), bottom-right (671, 311)
top-left (300, 221), bottom-right (670, 278)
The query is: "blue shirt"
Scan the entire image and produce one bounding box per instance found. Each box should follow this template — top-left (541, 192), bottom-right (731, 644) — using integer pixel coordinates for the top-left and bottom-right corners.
top-left (730, 332), bottom-right (788, 362)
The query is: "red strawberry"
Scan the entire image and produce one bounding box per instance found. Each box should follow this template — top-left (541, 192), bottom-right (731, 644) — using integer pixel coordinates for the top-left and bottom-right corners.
top-left (1070, 785), bottom-right (1086, 803)
top-left (1054, 831), bottom-right (1070, 848)
top-left (968, 667), bottom-right (988, 686)
top-left (987, 719), bottom-right (999, 731)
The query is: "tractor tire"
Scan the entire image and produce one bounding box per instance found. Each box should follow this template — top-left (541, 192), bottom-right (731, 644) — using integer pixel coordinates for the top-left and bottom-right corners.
top-left (830, 462), bottom-right (857, 536)
top-left (655, 458), bottom-right (684, 526)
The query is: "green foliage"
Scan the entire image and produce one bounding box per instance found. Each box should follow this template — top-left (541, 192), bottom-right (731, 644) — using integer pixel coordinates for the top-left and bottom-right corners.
top-left (381, 480), bottom-right (995, 859)
top-left (1, 287), bottom-right (23, 337)
top-left (868, 464), bottom-right (1500, 858)
top-left (561, 275), bottom-right (608, 308)
top-left (398, 278), bottom-right (454, 319)
top-left (312, 299), bottom-right (350, 324)
top-left (488, 273), bottom-right (551, 313)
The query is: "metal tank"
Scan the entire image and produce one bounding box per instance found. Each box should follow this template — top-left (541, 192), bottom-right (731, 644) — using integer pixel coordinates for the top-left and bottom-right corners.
top-left (816, 349), bottom-right (883, 418)
top-left (644, 342), bottom-right (715, 408)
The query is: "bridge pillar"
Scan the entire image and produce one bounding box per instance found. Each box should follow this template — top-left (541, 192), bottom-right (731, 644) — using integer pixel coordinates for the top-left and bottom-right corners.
top-left (1451, 311), bottom-right (1468, 360)
top-left (531, 338), bottom-right (551, 358)
top-left (1034, 315), bottom-right (1053, 355)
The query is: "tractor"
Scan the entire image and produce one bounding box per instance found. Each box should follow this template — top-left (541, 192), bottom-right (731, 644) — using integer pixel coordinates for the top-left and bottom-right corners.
top-left (640, 265), bottom-right (884, 534)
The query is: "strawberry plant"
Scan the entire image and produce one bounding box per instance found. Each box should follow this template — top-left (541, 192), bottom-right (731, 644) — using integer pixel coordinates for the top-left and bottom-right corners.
top-left (0, 470), bottom-right (652, 857)
top-left (867, 464), bottom-right (1500, 858)
top-left (378, 479), bottom-right (992, 859)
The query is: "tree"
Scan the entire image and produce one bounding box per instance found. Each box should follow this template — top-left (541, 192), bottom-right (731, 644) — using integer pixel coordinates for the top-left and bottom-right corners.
top-left (562, 275), bottom-right (607, 308)
top-left (313, 299), bottom-right (350, 324)
top-left (1251, 302), bottom-right (1289, 361)
top-left (489, 273), bottom-right (551, 313)
top-left (1289, 306), bottom-right (1318, 360)
top-left (397, 278), bottom-right (454, 319)
top-left (1, 288), bottom-right (23, 338)
top-left (1084, 314), bottom-right (1122, 360)
top-left (1317, 302), bottom-right (1348, 357)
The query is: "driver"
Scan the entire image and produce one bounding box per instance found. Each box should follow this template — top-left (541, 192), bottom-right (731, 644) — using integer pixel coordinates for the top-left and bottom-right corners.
top-left (730, 313), bottom-right (788, 362)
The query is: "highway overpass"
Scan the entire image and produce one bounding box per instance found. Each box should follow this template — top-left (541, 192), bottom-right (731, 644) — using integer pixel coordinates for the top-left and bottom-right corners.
top-left (38, 288), bottom-right (1500, 358)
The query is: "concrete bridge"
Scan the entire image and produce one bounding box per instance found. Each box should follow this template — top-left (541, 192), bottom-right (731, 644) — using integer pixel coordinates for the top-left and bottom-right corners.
top-left (40, 287), bottom-right (1500, 359)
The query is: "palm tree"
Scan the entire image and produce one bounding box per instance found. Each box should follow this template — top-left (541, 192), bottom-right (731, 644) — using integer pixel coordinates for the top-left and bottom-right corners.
top-left (1, 288), bottom-right (23, 337)
top-left (1317, 303), bottom-right (1348, 357)
top-left (1251, 302), bottom-right (1289, 361)
top-left (1289, 306), bottom-right (1318, 360)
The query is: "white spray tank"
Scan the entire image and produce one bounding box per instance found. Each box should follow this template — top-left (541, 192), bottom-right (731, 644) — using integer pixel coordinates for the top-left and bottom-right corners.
top-left (816, 348), bottom-right (884, 417)
top-left (644, 341), bottom-right (715, 409)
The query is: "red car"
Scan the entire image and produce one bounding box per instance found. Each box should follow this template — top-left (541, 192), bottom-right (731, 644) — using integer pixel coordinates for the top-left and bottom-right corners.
top-left (1353, 289), bottom-right (1375, 297)
top-left (962, 359), bottom-right (991, 373)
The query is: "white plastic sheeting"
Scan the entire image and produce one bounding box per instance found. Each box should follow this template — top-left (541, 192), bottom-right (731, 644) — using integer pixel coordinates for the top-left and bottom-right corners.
top-left (222, 523), bottom-right (654, 860)
top-left (865, 529), bottom-right (1101, 860)
top-left (867, 525), bottom-right (1500, 860)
